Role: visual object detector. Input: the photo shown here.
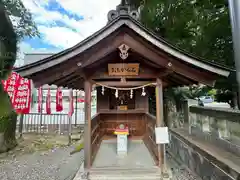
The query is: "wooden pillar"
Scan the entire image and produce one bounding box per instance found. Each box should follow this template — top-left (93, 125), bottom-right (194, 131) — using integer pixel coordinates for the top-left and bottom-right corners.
top-left (75, 90), bottom-right (78, 126)
top-left (155, 78), bottom-right (164, 167)
top-left (84, 80), bottom-right (92, 169)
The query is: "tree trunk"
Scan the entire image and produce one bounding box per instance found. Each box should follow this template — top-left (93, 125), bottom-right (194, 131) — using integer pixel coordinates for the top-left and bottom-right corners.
top-left (0, 85), bottom-right (17, 153)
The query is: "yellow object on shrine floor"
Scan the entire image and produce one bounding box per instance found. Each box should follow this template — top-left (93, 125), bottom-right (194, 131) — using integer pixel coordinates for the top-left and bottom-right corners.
top-left (114, 131), bottom-right (129, 135)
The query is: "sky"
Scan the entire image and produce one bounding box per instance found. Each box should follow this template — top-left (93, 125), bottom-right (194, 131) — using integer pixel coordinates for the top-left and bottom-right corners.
top-left (16, 0), bottom-right (121, 66)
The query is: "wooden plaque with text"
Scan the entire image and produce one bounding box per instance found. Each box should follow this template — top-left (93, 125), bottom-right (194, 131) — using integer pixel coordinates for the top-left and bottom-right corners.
top-left (108, 63), bottom-right (139, 76)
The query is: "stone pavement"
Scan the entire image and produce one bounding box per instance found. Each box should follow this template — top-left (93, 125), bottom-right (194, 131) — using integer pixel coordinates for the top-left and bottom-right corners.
top-left (73, 140), bottom-right (202, 180)
top-left (93, 140), bottom-right (155, 168)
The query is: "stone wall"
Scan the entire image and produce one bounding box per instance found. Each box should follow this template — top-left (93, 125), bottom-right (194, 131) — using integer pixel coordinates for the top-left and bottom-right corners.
top-left (189, 106), bottom-right (240, 157)
top-left (168, 130), bottom-right (237, 180)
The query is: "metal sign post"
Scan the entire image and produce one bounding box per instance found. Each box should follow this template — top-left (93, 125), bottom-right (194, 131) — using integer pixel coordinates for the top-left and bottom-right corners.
top-left (155, 126), bottom-right (169, 177)
top-left (228, 0), bottom-right (240, 106)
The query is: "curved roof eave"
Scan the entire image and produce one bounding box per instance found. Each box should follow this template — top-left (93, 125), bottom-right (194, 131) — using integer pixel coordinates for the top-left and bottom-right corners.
top-left (15, 15), bottom-right (231, 78)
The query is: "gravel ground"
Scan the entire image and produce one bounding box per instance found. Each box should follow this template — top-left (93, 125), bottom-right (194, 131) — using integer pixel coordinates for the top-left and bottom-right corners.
top-left (0, 146), bottom-right (84, 180)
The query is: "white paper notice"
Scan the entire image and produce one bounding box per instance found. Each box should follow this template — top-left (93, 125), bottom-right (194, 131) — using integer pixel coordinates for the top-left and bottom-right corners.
top-left (155, 127), bottom-right (169, 144)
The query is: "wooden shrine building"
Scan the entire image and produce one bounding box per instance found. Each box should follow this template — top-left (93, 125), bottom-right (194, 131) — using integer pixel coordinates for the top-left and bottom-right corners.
top-left (15, 1), bottom-right (231, 174)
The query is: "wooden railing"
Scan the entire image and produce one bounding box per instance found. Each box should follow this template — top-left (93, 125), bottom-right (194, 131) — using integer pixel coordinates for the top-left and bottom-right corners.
top-left (91, 113), bottom-right (103, 164)
top-left (143, 113), bottom-right (158, 164)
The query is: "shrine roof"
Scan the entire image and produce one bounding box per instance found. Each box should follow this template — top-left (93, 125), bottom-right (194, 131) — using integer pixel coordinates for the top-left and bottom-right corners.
top-left (15, 14), bottom-right (232, 77)
top-left (14, 3), bottom-right (233, 89)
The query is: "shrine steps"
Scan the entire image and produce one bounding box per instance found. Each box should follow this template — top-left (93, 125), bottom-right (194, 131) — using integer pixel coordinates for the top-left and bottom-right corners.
top-left (88, 167), bottom-right (164, 180)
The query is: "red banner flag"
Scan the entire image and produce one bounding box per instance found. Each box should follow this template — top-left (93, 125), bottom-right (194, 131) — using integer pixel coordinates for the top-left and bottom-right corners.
top-left (68, 89), bottom-right (74, 117)
top-left (1, 72), bottom-right (32, 114)
top-left (38, 87), bottom-right (43, 113)
top-left (46, 88), bottom-right (51, 114)
top-left (56, 87), bottom-right (63, 112)
top-left (77, 98), bottom-right (85, 103)
top-left (13, 77), bottom-right (32, 114)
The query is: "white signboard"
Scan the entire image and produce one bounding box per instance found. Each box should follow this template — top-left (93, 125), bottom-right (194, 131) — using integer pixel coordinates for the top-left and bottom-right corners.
top-left (155, 127), bottom-right (169, 144)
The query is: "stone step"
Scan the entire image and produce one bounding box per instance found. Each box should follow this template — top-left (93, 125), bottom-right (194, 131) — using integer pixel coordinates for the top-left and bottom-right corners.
top-left (88, 167), bottom-right (165, 180)
top-left (71, 134), bottom-right (82, 141)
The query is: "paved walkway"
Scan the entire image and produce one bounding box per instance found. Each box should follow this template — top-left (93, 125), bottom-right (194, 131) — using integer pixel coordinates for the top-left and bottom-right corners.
top-left (74, 140), bottom-right (202, 180)
top-left (0, 146), bottom-right (84, 180)
top-left (93, 140), bottom-right (155, 168)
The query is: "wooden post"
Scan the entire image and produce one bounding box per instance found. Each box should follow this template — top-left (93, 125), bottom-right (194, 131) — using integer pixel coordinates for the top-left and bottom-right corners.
top-left (39, 88), bottom-right (43, 134)
top-left (19, 114), bottom-right (24, 138)
top-left (84, 80), bottom-right (92, 169)
top-left (75, 90), bottom-right (78, 126)
top-left (68, 116), bottom-right (72, 145)
top-left (155, 78), bottom-right (164, 167)
top-left (68, 89), bottom-right (73, 145)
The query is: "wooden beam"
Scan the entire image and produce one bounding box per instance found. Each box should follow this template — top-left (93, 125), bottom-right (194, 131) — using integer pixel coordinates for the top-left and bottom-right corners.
top-left (169, 58), bottom-right (216, 86)
top-left (123, 34), bottom-right (169, 67)
top-left (52, 70), bottom-right (83, 86)
top-left (64, 76), bottom-right (83, 87)
top-left (169, 73), bottom-right (196, 85)
top-left (91, 69), bottom-right (169, 80)
top-left (81, 34), bottom-right (123, 68)
top-left (92, 74), bottom-right (157, 80)
top-left (90, 63), bottom-right (170, 80)
top-left (155, 78), bottom-right (164, 167)
top-left (124, 34), bottom-right (216, 86)
top-left (94, 80), bottom-right (161, 87)
top-left (157, 69), bottom-right (173, 78)
top-left (31, 65), bottom-right (82, 87)
top-left (84, 79), bottom-right (92, 169)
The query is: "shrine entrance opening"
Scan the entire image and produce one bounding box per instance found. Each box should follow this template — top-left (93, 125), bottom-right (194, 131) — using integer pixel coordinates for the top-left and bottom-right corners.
top-left (86, 46), bottom-right (165, 169)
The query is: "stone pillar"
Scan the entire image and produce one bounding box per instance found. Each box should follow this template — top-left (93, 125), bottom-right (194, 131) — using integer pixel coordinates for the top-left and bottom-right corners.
top-left (84, 80), bottom-right (92, 169)
top-left (182, 100), bottom-right (191, 133)
top-left (201, 115), bottom-right (210, 133)
top-left (155, 78), bottom-right (164, 167)
top-left (217, 119), bottom-right (229, 139)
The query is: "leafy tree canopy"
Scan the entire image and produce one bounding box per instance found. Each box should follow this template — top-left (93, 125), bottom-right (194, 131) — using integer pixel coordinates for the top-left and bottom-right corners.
top-left (128, 0), bottom-right (238, 107)
top-left (134, 0), bottom-right (233, 67)
top-left (0, 0), bottom-right (39, 79)
top-left (1, 0), bottom-right (40, 41)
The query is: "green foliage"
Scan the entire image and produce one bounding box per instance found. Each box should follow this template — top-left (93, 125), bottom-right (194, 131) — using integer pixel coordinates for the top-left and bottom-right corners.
top-left (207, 89), bottom-right (217, 97)
top-left (128, 0), bottom-right (238, 107)
top-left (0, 0), bottom-right (40, 80)
top-left (70, 142), bottom-right (84, 155)
top-left (0, 4), bottom-right (17, 80)
top-left (1, 0), bottom-right (40, 41)
top-left (138, 0), bottom-right (233, 67)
